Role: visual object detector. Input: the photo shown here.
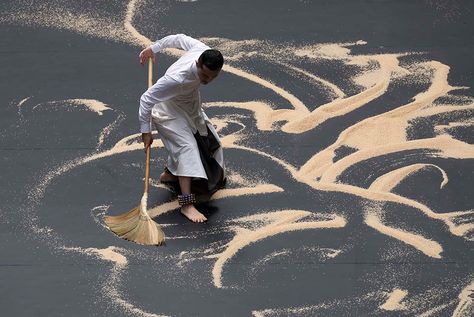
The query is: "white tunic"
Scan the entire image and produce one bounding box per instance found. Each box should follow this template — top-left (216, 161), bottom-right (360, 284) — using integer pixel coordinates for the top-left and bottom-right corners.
top-left (139, 34), bottom-right (211, 135)
top-left (138, 34), bottom-right (225, 181)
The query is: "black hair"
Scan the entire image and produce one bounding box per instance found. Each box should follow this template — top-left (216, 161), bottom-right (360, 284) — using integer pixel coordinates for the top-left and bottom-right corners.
top-left (199, 49), bottom-right (224, 71)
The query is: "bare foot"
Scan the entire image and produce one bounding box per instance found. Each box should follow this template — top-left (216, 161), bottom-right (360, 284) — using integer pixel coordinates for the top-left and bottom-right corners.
top-left (159, 171), bottom-right (178, 183)
top-left (180, 204), bottom-right (207, 223)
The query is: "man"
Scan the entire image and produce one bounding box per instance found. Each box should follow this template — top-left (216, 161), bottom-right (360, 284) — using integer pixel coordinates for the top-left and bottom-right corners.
top-left (138, 34), bottom-right (226, 223)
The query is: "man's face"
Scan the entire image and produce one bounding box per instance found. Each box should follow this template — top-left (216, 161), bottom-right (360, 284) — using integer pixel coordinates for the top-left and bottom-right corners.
top-left (196, 61), bottom-right (221, 85)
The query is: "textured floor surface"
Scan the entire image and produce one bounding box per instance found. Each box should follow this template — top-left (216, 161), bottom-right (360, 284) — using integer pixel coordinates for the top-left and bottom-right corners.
top-left (0, 1), bottom-right (473, 316)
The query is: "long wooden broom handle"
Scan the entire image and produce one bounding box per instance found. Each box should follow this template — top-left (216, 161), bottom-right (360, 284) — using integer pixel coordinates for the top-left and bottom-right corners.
top-left (144, 58), bottom-right (153, 194)
top-left (144, 146), bottom-right (151, 194)
top-left (148, 57), bottom-right (153, 88)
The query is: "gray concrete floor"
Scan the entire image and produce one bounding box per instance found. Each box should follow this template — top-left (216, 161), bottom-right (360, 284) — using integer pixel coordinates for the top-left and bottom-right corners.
top-left (1, 1), bottom-right (473, 316)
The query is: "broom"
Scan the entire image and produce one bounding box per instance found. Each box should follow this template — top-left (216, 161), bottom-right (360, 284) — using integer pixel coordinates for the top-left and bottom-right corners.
top-left (104, 58), bottom-right (165, 245)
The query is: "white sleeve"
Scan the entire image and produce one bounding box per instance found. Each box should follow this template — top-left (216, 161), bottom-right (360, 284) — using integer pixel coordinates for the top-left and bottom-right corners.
top-left (138, 75), bottom-right (181, 133)
top-left (150, 34), bottom-right (208, 53)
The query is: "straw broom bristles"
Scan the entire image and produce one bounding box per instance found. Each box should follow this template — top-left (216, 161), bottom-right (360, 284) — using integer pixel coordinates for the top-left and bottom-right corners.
top-left (104, 58), bottom-right (165, 245)
top-left (105, 192), bottom-right (165, 245)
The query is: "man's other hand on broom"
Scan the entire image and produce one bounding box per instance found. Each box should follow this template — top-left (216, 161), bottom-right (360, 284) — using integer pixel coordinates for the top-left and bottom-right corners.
top-left (142, 132), bottom-right (153, 151)
top-left (139, 47), bottom-right (155, 66)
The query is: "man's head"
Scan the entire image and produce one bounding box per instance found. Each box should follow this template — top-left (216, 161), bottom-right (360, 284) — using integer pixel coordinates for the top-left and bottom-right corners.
top-left (196, 49), bottom-right (224, 85)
